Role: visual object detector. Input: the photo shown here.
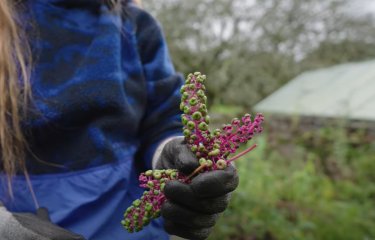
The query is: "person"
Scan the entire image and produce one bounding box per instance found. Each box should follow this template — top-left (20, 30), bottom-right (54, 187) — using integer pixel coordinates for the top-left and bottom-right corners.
top-left (0, 0), bottom-right (238, 239)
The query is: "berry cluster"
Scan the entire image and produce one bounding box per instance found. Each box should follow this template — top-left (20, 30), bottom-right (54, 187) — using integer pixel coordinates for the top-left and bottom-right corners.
top-left (181, 73), bottom-right (264, 173)
top-left (122, 169), bottom-right (179, 232)
top-left (122, 72), bottom-right (264, 232)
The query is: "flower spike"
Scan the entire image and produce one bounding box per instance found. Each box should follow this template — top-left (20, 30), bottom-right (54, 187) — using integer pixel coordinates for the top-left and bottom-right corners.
top-left (122, 72), bottom-right (264, 232)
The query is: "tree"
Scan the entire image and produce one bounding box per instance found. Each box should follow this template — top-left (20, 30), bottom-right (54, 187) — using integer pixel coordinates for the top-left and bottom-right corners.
top-left (143, 0), bottom-right (375, 108)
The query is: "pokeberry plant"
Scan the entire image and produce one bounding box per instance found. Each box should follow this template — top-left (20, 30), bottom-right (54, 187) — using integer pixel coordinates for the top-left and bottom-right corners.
top-left (122, 72), bottom-right (264, 233)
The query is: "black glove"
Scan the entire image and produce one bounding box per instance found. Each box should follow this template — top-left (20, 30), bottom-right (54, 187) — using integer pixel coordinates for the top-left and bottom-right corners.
top-left (156, 138), bottom-right (239, 240)
top-left (0, 202), bottom-right (85, 240)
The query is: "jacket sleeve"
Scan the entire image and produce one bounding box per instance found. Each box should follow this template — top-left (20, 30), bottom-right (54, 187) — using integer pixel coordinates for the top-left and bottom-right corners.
top-left (128, 4), bottom-right (184, 170)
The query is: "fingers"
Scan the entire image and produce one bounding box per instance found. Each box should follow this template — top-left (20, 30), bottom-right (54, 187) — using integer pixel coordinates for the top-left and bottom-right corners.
top-left (190, 165), bottom-right (239, 198)
top-left (36, 207), bottom-right (51, 222)
top-left (175, 144), bottom-right (199, 174)
top-left (164, 220), bottom-right (212, 240)
top-left (161, 138), bottom-right (199, 174)
top-left (162, 201), bottom-right (218, 228)
top-left (164, 180), bottom-right (230, 214)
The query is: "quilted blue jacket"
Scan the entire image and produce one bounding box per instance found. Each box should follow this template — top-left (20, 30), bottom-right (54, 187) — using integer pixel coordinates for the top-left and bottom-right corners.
top-left (0, 0), bottom-right (183, 239)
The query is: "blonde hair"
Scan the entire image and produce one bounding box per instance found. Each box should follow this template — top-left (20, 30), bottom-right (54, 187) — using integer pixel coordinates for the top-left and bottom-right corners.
top-left (0, 0), bottom-right (32, 192)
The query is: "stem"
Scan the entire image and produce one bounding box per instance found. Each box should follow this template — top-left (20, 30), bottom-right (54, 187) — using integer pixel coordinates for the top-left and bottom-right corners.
top-left (184, 144), bottom-right (257, 181)
top-left (227, 144), bottom-right (257, 163)
top-left (185, 163), bottom-right (207, 181)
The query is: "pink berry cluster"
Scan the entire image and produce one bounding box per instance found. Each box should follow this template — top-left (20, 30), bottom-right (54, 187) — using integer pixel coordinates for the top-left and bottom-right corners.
top-left (122, 72), bottom-right (264, 233)
top-left (180, 72), bottom-right (264, 171)
top-left (122, 169), bottom-right (179, 232)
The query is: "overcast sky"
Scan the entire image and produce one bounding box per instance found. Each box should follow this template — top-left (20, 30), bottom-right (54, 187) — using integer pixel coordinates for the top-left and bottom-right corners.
top-left (349, 0), bottom-right (375, 14)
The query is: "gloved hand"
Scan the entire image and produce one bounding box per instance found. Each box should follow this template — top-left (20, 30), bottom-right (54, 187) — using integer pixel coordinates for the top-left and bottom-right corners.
top-left (156, 137), bottom-right (239, 240)
top-left (0, 202), bottom-right (85, 240)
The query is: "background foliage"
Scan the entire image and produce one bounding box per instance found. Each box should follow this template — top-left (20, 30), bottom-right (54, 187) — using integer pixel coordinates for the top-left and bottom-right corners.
top-left (144, 0), bottom-right (375, 109)
top-left (208, 120), bottom-right (375, 239)
top-left (143, 0), bottom-right (375, 239)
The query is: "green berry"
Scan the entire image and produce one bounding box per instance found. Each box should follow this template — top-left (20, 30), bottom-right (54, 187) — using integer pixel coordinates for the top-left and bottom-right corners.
top-left (198, 122), bottom-right (208, 131)
top-left (153, 171), bottom-right (162, 179)
top-left (197, 75), bottom-right (206, 83)
top-left (125, 206), bottom-right (133, 214)
top-left (187, 121), bottom-right (195, 130)
top-left (191, 145), bottom-right (198, 152)
top-left (208, 149), bottom-right (220, 156)
top-left (182, 92), bottom-right (189, 100)
top-left (198, 144), bottom-right (206, 152)
top-left (132, 199), bottom-right (141, 207)
top-left (199, 158), bottom-right (207, 165)
top-left (147, 181), bottom-right (154, 188)
top-left (180, 102), bottom-right (185, 111)
top-left (194, 71), bottom-right (201, 76)
top-left (192, 111), bottom-right (202, 120)
top-left (189, 97), bottom-right (198, 106)
top-left (181, 115), bottom-right (188, 125)
top-left (179, 85), bottom-right (186, 94)
top-left (191, 134), bottom-right (197, 140)
top-left (160, 182), bottom-right (166, 191)
top-left (199, 104), bottom-right (207, 113)
top-left (216, 159), bottom-right (227, 169)
top-left (183, 106), bottom-right (190, 114)
top-left (145, 203), bottom-right (152, 212)
top-left (214, 129), bottom-right (221, 136)
top-left (197, 90), bottom-right (205, 97)
top-left (122, 219), bottom-right (131, 226)
top-left (142, 216), bottom-right (150, 225)
top-left (145, 170), bottom-right (153, 176)
top-left (206, 160), bottom-right (213, 167)
top-left (183, 129), bottom-right (191, 137)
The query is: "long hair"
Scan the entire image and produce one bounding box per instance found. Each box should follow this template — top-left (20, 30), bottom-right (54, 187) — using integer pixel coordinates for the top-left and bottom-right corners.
top-left (0, 0), bottom-right (32, 192)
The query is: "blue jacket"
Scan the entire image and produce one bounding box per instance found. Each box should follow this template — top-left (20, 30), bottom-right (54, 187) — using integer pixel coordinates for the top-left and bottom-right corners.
top-left (0, 0), bottom-right (183, 239)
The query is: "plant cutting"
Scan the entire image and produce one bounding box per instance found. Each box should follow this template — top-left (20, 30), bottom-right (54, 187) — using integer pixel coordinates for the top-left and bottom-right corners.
top-left (122, 72), bottom-right (264, 233)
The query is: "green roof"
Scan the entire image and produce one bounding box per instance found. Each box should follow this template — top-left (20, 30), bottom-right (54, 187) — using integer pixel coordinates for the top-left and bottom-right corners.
top-left (254, 60), bottom-right (375, 121)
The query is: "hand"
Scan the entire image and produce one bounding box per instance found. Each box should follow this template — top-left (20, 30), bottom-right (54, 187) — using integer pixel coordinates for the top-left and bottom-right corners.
top-left (0, 202), bottom-right (85, 240)
top-left (156, 138), bottom-right (239, 240)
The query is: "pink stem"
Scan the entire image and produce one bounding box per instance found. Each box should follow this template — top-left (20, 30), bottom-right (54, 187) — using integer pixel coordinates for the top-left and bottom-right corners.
top-left (185, 144), bottom-right (257, 181)
top-left (185, 163), bottom-right (207, 182)
top-left (227, 144), bottom-right (257, 163)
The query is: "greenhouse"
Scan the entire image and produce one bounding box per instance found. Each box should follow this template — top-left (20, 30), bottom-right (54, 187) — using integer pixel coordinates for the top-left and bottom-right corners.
top-left (254, 59), bottom-right (375, 122)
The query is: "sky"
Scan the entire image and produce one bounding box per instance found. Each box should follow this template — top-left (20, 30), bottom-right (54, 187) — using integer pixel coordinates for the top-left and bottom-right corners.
top-left (350, 0), bottom-right (375, 14)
